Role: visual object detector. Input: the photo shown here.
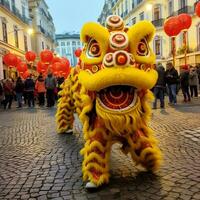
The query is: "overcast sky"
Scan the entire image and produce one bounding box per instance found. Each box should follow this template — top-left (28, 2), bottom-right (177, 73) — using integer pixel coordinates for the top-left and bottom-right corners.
top-left (46, 0), bottom-right (104, 34)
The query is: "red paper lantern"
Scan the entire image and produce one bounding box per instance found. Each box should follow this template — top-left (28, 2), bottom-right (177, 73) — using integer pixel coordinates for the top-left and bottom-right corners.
top-left (25, 51), bottom-right (36, 62)
top-left (52, 57), bottom-right (61, 64)
top-left (40, 50), bottom-right (53, 63)
top-left (52, 62), bottom-right (62, 72)
top-left (16, 62), bottom-right (28, 73)
top-left (61, 57), bottom-right (70, 67)
top-left (195, 2), bottom-right (200, 17)
top-left (74, 48), bottom-right (82, 57)
top-left (164, 16), bottom-right (182, 37)
top-left (178, 14), bottom-right (192, 30)
top-left (37, 61), bottom-right (47, 73)
top-left (16, 57), bottom-right (22, 66)
top-left (21, 70), bottom-right (30, 79)
top-left (3, 53), bottom-right (18, 67)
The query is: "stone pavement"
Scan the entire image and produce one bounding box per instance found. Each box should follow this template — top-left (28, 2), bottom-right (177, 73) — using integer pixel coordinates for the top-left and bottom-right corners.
top-left (0, 104), bottom-right (200, 200)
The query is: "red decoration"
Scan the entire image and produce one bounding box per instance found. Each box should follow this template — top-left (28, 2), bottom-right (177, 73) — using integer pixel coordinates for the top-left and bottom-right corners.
top-left (37, 61), bottom-right (47, 73)
top-left (40, 50), bottom-right (53, 63)
top-left (195, 2), bottom-right (200, 17)
top-left (178, 14), bottom-right (192, 30)
top-left (3, 53), bottom-right (18, 67)
top-left (16, 62), bottom-right (28, 73)
top-left (74, 48), bottom-right (82, 57)
top-left (21, 70), bottom-right (30, 79)
top-left (52, 62), bottom-right (62, 72)
top-left (52, 57), bottom-right (61, 64)
top-left (164, 17), bottom-right (182, 37)
top-left (25, 51), bottom-right (36, 62)
top-left (16, 57), bottom-right (22, 66)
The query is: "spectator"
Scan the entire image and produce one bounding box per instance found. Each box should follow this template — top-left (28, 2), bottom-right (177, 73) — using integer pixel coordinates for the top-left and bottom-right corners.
top-left (153, 63), bottom-right (166, 109)
top-left (35, 74), bottom-right (46, 106)
top-left (180, 65), bottom-right (191, 102)
top-left (24, 74), bottom-right (35, 107)
top-left (15, 77), bottom-right (24, 108)
top-left (165, 62), bottom-right (179, 105)
top-left (189, 67), bottom-right (199, 98)
top-left (0, 80), bottom-right (4, 107)
top-left (3, 78), bottom-right (14, 109)
top-left (45, 72), bottom-right (57, 107)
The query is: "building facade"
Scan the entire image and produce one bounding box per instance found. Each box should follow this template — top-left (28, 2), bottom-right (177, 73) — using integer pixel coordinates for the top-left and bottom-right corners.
top-left (56, 33), bottom-right (81, 67)
top-left (98, 0), bottom-right (112, 25)
top-left (0, 0), bottom-right (32, 79)
top-left (99, 0), bottom-right (200, 70)
top-left (28, 0), bottom-right (56, 54)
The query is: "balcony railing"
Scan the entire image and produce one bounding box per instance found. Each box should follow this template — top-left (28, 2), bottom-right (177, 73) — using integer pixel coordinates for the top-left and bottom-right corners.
top-left (151, 18), bottom-right (165, 27)
top-left (177, 6), bottom-right (194, 15)
top-left (0, 0), bottom-right (30, 24)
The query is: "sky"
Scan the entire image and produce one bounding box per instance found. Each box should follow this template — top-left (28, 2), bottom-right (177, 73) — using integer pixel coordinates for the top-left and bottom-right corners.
top-left (46, 0), bottom-right (104, 34)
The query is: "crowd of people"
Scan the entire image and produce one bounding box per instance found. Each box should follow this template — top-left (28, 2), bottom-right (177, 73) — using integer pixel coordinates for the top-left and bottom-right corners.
top-left (0, 72), bottom-right (65, 110)
top-left (153, 62), bottom-right (200, 109)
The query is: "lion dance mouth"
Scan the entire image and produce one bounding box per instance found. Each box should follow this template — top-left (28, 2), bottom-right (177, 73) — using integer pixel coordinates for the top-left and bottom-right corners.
top-left (98, 85), bottom-right (137, 111)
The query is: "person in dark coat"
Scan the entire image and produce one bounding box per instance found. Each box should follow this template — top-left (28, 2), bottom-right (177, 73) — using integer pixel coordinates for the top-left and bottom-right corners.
top-left (153, 63), bottom-right (166, 109)
top-left (165, 62), bottom-right (179, 105)
top-left (15, 77), bottom-right (24, 108)
top-left (189, 67), bottom-right (199, 98)
top-left (180, 65), bottom-right (191, 102)
top-left (24, 74), bottom-right (35, 107)
top-left (3, 78), bottom-right (14, 109)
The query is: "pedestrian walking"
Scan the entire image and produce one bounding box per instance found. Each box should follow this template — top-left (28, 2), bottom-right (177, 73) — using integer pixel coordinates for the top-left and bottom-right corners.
top-left (180, 65), bottom-right (191, 102)
top-left (14, 77), bottom-right (24, 108)
top-left (189, 67), bottom-right (199, 98)
top-left (35, 74), bottom-right (46, 106)
top-left (153, 63), bottom-right (166, 109)
top-left (165, 62), bottom-right (179, 105)
top-left (3, 78), bottom-right (14, 109)
top-left (24, 74), bottom-right (35, 107)
top-left (45, 72), bottom-right (57, 107)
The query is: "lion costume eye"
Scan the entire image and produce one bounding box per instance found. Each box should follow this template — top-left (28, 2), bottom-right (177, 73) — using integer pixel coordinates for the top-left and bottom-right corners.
top-left (137, 38), bottom-right (149, 56)
top-left (86, 39), bottom-right (101, 58)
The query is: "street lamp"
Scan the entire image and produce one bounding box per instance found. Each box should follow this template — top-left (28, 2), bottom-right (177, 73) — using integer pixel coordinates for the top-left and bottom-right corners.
top-left (27, 28), bottom-right (34, 35)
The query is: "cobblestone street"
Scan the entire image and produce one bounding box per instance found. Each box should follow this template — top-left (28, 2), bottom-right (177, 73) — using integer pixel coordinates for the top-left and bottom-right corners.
top-left (0, 104), bottom-right (200, 200)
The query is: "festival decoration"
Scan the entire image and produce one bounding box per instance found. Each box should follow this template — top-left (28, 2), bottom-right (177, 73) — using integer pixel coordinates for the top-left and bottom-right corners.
top-left (52, 56), bottom-right (61, 64)
top-left (21, 70), bottom-right (30, 79)
top-left (3, 53), bottom-right (18, 67)
top-left (56, 15), bottom-right (162, 189)
top-left (37, 61), bottom-right (47, 73)
top-left (74, 48), bottom-right (82, 57)
top-left (178, 14), bottom-right (192, 65)
top-left (25, 51), bottom-right (36, 63)
top-left (16, 62), bottom-right (28, 73)
top-left (40, 49), bottom-right (53, 64)
top-left (195, 1), bottom-right (200, 17)
top-left (164, 17), bottom-right (182, 66)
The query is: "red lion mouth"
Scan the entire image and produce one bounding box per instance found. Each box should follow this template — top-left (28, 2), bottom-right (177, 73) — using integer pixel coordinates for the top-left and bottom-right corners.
top-left (97, 85), bottom-right (137, 110)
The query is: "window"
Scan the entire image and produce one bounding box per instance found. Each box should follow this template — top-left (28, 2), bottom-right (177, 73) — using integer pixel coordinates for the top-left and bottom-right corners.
top-left (139, 12), bottom-right (144, 20)
top-left (137, 0), bottom-right (143, 5)
top-left (61, 42), bottom-right (65, 46)
top-left (153, 6), bottom-right (161, 20)
top-left (14, 27), bottom-right (19, 48)
top-left (42, 41), bottom-right (44, 50)
top-left (154, 38), bottom-right (161, 56)
top-left (24, 35), bottom-right (28, 51)
top-left (2, 21), bottom-right (8, 43)
top-left (180, 0), bottom-right (186, 9)
top-left (72, 41), bottom-right (76, 46)
top-left (61, 48), bottom-right (66, 56)
top-left (77, 41), bottom-right (80, 46)
top-left (46, 45), bottom-right (50, 50)
top-left (132, 17), bottom-right (136, 25)
top-left (168, 0), bottom-right (174, 16)
top-left (67, 41), bottom-right (70, 46)
top-left (22, 5), bottom-right (26, 17)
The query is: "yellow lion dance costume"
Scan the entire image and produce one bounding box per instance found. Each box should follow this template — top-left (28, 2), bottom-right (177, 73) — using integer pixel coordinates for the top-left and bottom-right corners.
top-left (56, 15), bottom-right (162, 188)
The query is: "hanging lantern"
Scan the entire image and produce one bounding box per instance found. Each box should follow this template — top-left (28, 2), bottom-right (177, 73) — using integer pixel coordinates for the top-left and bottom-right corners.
top-left (3, 53), bottom-right (18, 67)
top-left (60, 57), bottom-right (70, 67)
top-left (52, 57), bottom-right (61, 64)
top-left (164, 16), bottom-right (182, 37)
top-left (195, 1), bottom-right (200, 17)
top-left (21, 70), bottom-right (30, 79)
top-left (16, 57), bottom-right (22, 66)
top-left (16, 62), bottom-right (28, 73)
top-left (74, 48), bottom-right (82, 57)
top-left (52, 62), bottom-right (62, 72)
top-left (40, 50), bottom-right (53, 63)
top-left (178, 14), bottom-right (192, 30)
top-left (25, 51), bottom-right (36, 63)
top-left (37, 61), bottom-right (47, 73)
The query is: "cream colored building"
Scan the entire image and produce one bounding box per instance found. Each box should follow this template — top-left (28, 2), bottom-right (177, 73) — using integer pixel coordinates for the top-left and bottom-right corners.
top-left (0, 0), bottom-right (32, 79)
top-left (28, 0), bottom-right (56, 54)
top-left (101, 0), bottom-right (200, 70)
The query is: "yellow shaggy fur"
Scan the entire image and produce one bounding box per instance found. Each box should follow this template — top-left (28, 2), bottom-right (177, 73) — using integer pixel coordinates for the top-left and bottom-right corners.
top-left (56, 16), bottom-right (162, 187)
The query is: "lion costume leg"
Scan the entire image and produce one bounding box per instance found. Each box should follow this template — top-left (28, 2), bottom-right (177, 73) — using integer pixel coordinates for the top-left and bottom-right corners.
top-left (80, 126), bottom-right (111, 188)
top-left (127, 126), bottom-right (162, 172)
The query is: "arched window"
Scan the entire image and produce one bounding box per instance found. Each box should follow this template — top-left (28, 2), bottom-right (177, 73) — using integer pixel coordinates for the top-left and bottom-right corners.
top-left (154, 36), bottom-right (162, 57)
